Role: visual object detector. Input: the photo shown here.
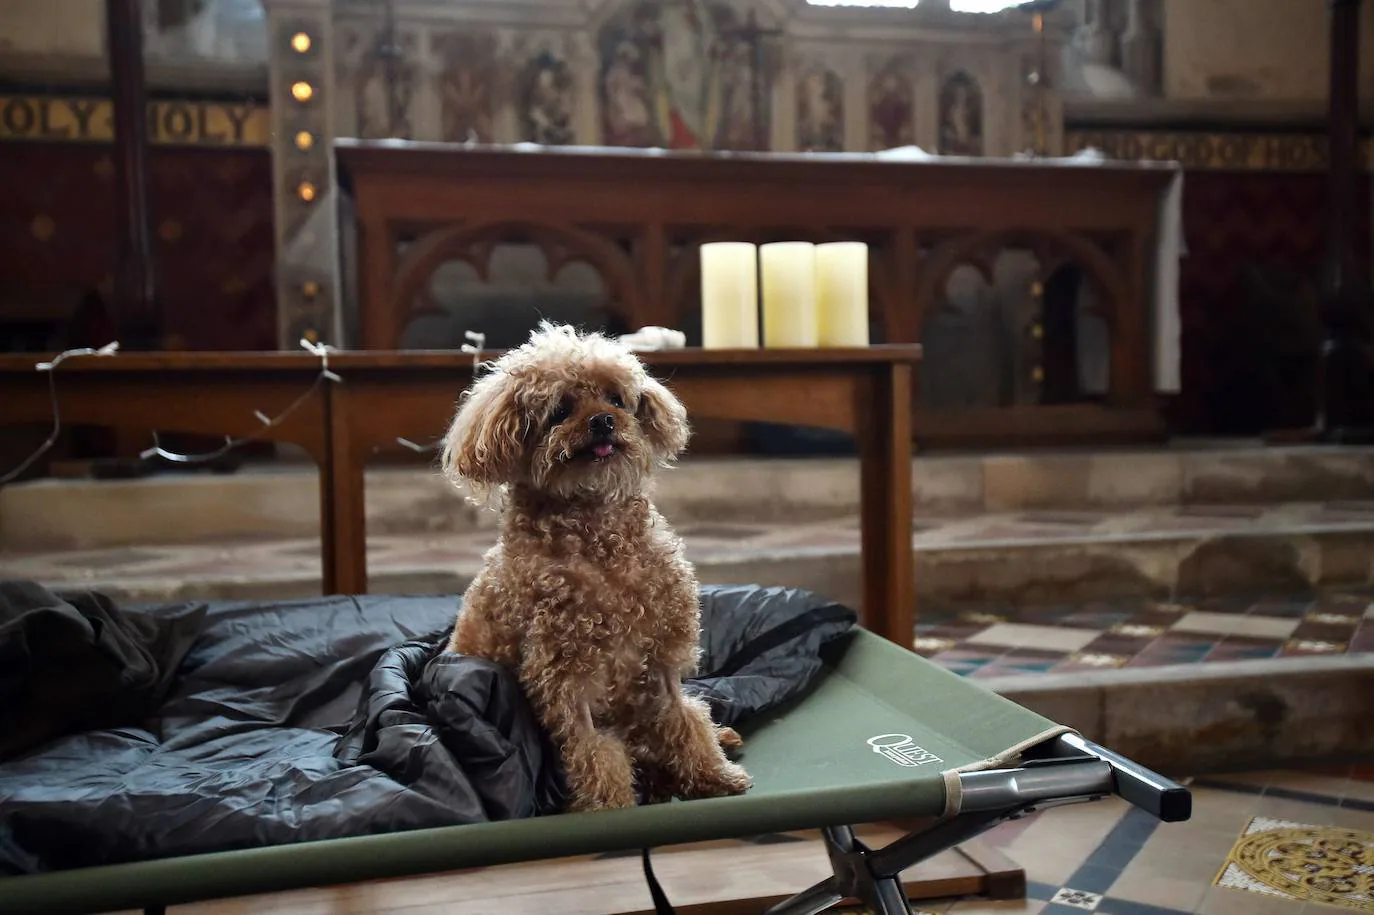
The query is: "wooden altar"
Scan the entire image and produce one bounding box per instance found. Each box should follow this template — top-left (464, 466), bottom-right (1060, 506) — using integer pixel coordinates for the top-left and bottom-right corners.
top-left (334, 141), bottom-right (1180, 448)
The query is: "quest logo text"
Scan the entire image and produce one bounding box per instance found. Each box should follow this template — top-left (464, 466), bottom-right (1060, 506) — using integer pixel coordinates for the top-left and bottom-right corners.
top-left (866, 734), bottom-right (944, 768)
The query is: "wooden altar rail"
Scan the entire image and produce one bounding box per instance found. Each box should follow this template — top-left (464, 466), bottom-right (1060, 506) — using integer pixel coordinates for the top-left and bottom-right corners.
top-left (0, 346), bottom-right (920, 646)
top-left (334, 141), bottom-right (1178, 447)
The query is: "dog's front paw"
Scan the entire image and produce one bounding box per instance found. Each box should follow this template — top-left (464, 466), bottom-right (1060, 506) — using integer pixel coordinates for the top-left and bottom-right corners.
top-left (567, 769), bottom-right (638, 812)
top-left (716, 726), bottom-right (743, 752)
top-left (681, 759), bottom-right (751, 800)
top-left (565, 733), bottom-right (638, 812)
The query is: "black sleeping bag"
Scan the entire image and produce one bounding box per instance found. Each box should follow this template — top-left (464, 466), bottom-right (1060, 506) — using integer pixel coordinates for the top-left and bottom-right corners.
top-left (0, 581), bottom-right (855, 875)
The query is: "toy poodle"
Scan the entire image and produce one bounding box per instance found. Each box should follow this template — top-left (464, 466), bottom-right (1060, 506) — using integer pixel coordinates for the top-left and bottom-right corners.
top-left (441, 322), bottom-right (751, 812)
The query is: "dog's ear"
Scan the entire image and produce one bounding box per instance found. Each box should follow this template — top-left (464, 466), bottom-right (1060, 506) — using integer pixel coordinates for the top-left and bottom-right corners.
top-left (441, 370), bottom-right (527, 494)
top-left (636, 374), bottom-right (690, 462)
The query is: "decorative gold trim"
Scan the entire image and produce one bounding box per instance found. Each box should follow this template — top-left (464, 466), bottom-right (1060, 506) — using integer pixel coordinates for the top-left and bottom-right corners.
top-left (0, 95), bottom-right (269, 148)
top-left (1217, 820), bottom-right (1372, 912)
top-left (1066, 129), bottom-right (1374, 172)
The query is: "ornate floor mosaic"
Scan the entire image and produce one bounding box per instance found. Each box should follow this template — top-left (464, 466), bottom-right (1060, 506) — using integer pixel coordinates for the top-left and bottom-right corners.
top-left (1215, 816), bottom-right (1373, 911)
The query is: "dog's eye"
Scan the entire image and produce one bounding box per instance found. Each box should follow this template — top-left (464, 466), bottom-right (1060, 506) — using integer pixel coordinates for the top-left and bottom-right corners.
top-left (548, 398), bottom-right (573, 427)
top-left (607, 391), bottom-right (625, 409)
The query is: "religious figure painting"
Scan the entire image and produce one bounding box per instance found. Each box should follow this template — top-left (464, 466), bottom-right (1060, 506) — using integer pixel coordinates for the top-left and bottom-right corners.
top-left (434, 31), bottom-right (497, 144)
top-left (868, 59), bottom-right (914, 150)
top-left (714, 38), bottom-right (765, 150)
top-left (342, 24), bottom-right (418, 140)
top-left (597, 0), bottom-right (771, 151)
top-left (518, 52), bottom-right (576, 146)
top-left (938, 70), bottom-right (984, 156)
top-left (796, 66), bottom-right (844, 152)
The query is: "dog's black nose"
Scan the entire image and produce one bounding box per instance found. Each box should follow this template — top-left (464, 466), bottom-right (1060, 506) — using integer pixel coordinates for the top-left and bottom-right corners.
top-left (589, 412), bottom-right (616, 437)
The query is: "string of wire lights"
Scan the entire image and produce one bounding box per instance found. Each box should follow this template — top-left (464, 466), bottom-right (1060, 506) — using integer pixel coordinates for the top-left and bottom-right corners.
top-left (0, 343), bottom-right (121, 486)
top-left (2, 332), bottom-right (492, 480)
top-left (141, 339), bottom-right (343, 466)
top-left (0, 339), bottom-right (340, 482)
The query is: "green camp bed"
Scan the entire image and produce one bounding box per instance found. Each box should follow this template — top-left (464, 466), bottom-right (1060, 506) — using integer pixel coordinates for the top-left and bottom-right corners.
top-left (0, 627), bottom-right (1189, 915)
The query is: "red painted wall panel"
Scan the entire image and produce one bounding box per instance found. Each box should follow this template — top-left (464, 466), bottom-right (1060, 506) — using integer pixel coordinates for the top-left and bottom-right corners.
top-left (1169, 169), bottom-right (1370, 434)
top-left (0, 142), bottom-right (276, 352)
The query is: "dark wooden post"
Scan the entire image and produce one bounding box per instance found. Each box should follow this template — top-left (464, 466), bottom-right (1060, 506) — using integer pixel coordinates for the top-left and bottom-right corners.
top-left (1316, 0), bottom-right (1374, 441)
top-left (106, 0), bottom-right (160, 349)
top-left (1325, 0), bottom-right (1362, 293)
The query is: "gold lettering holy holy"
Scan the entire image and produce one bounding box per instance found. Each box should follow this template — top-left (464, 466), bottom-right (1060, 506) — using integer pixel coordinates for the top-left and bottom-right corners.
top-left (0, 96), bottom-right (268, 147)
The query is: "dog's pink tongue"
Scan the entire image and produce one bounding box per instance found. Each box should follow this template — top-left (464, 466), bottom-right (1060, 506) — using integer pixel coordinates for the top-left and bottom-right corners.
top-left (593, 442), bottom-right (615, 458)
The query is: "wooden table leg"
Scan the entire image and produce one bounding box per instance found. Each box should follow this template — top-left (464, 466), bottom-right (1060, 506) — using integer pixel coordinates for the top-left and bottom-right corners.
top-left (324, 386), bottom-right (369, 595)
top-left (857, 362), bottom-right (915, 646)
top-left (317, 447), bottom-right (339, 595)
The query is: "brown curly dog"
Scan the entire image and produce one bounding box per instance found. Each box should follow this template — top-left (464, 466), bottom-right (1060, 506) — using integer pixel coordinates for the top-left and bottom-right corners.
top-left (441, 322), bottom-right (751, 813)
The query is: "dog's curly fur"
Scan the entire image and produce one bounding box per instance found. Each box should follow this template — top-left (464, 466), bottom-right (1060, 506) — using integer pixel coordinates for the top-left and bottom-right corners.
top-left (440, 322), bottom-right (751, 812)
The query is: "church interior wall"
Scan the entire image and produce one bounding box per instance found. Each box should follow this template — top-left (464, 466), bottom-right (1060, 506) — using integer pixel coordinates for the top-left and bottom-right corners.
top-left (0, 0), bottom-right (1369, 438)
top-left (1161, 0), bottom-right (1374, 103)
top-left (8, 0), bottom-right (1374, 110)
top-left (1, 0), bottom-right (108, 60)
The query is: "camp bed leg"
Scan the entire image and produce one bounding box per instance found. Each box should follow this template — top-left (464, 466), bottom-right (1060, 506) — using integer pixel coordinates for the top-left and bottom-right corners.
top-left (767, 757), bottom-right (1121, 915)
top-left (765, 816), bottom-right (1008, 915)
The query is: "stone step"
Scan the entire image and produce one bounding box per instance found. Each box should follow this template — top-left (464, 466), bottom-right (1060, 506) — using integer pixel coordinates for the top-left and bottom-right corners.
top-left (993, 654), bottom-right (1374, 775)
top-left (3, 501), bottom-right (1371, 609)
top-left (4, 442), bottom-right (1374, 551)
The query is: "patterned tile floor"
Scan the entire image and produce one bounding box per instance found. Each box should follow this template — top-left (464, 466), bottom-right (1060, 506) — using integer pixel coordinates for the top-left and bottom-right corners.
top-left (926, 762), bottom-right (1374, 914)
top-left (912, 752), bottom-right (1374, 912)
top-left (915, 590), bottom-right (1374, 678)
top-left (2, 502), bottom-right (1372, 676)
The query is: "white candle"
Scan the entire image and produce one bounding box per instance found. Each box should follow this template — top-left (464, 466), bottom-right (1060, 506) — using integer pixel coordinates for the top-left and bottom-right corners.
top-left (699, 242), bottom-right (759, 349)
top-left (760, 242), bottom-right (819, 348)
top-left (816, 241), bottom-right (870, 347)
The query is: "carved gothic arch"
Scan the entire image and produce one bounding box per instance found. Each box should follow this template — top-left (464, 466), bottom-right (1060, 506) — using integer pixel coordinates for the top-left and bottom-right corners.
top-left (913, 228), bottom-right (1128, 336)
top-left (386, 219), bottom-right (647, 346)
